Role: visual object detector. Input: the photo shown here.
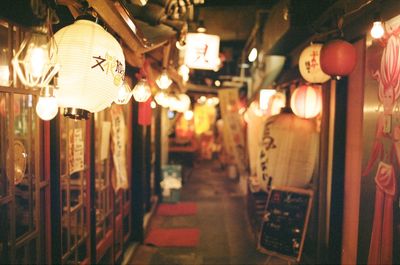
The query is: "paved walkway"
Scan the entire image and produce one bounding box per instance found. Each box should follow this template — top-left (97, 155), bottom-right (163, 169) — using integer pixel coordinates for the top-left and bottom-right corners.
top-left (128, 160), bottom-right (284, 265)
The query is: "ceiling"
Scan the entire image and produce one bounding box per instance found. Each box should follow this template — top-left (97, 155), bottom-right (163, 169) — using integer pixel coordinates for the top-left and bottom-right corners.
top-left (194, 0), bottom-right (278, 41)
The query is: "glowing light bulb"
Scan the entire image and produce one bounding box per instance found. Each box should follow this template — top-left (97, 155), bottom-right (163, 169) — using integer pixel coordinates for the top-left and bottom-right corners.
top-left (13, 29), bottom-right (59, 88)
top-left (259, 89), bottom-right (276, 111)
top-left (176, 40), bottom-right (186, 50)
top-left (28, 46), bottom-right (46, 77)
top-left (155, 91), bottom-right (170, 107)
top-left (150, 101), bottom-right (157, 109)
top-left (132, 78), bottom-right (151, 102)
top-left (156, 70), bottom-right (172, 90)
top-left (197, 96), bottom-right (206, 104)
top-left (115, 82), bottom-right (132, 104)
top-left (36, 86), bottom-right (58, 120)
top-left (248, 48), bottom-right (258, 62)
top-left (0, 65), bottom-right (10, 86)
top-left (36, 96), bottom-right (58, 120)
top-left (370, 21), bottom-right (385, 39)
top-left (0, 49), bottom-right (10, 86)
top-left (178, 65), bottom-right (190, 82)
top-left (184, 110), bottom-right (194, 120)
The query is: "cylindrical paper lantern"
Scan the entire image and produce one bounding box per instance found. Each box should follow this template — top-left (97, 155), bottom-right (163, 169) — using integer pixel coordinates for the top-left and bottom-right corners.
top-left (320, 39), bottom-right (356, 77)
top-left (299, 43), bottom-right (330, 83)
top-left (290, 85), bottom-right (322, 119)
top-left (53, 16), bottom-right (125, 119)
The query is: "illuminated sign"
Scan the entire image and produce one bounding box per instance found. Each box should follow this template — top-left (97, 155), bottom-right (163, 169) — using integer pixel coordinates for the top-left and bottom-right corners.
top-left (184, 33), bottom-right (220, 70)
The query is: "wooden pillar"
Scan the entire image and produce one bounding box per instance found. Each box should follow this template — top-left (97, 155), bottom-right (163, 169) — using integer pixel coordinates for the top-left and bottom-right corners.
top-left (88, 118), bottom-right (96, 263)
top-left (328, 78), bottom-right (347, 263)
top-left (144, 125), bottom-right (152, 212)
top-left (131, 101), bottom-right (144, 242)
top-left (154, 106), bottom-right (162, 197)
top-left (49, 116), bottom-right (61, 264)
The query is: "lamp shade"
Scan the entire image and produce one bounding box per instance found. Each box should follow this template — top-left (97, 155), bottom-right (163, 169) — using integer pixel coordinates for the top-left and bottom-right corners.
top-left (290, 85), bottom-right (322, 119)
top-left (320, 39), bottom-right (356, 77)
top-left (298, 43), bottom-right (330, 83)
top-left (53, 17), bottom-right (125, 119)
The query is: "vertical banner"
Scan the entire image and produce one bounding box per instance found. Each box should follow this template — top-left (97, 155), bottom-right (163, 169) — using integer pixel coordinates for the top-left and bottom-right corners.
top-left (218, 88), bottom-right (248, 175)
top-left (138, 97), bottom-right (152, 126)
top-left (68, 128), bottom-right (84, 174)
top-left (110, 105), bottom-right (128, 190)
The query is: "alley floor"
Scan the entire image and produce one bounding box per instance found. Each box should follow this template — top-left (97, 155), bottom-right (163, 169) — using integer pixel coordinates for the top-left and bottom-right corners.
top-left (127, 160), bottom-right (288, 265)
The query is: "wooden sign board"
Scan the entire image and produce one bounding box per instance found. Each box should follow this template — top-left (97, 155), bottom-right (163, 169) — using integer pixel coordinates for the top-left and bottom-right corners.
top-left (258, 186), bottom-right (313, 263)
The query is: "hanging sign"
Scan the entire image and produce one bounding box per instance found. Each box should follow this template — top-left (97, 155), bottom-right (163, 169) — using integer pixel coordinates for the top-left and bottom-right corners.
top-left (218, 88), bottom-right (248, 175)
top-left (100, 121), bottom-right (111, 160)
top-left (69, 128), bottom-right (84, 174)
top-left (110, 105), bottom-right (128, 190)
top-left (257, 113), bottom-right (318, 191)
top-left (184, 33), bottom-right (220, 70)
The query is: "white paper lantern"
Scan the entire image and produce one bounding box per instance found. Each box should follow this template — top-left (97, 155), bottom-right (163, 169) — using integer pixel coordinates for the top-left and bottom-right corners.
top-left (53, 17), bottom-right (125, 119)
top-left (298, 43), bottom-right (330, 84)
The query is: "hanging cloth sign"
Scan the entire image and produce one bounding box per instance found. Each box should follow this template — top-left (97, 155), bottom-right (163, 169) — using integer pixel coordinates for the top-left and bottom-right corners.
top-left (110, 105), bottom-right (129, 190)
top-left (68, 128), bottom-right (84, 174)
top-left (218, 88), bottom-right (248, 175)
top-left (257, 112), bottom-right (318, 191)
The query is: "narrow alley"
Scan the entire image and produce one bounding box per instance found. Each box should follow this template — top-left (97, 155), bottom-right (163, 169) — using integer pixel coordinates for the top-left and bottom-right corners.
top-left (128, 160), bottom-right (271, 265)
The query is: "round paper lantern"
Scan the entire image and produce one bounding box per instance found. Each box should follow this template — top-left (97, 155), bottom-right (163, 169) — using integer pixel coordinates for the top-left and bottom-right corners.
top-left (290, 85), bottom-right (322, 119)
top-left (53, 16), bottom-right (125, 119)
top-left (299, 43), bottom-right (330, 83)
top-left (320, 39), bottom-right (356, 77)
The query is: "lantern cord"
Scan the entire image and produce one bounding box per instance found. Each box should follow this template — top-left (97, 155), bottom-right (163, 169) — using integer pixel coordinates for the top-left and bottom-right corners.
top-left (310, 0), bottom-right (376, 41)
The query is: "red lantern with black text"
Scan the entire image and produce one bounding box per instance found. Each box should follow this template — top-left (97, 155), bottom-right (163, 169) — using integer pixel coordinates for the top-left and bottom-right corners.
top-left (320, 39), bottom-right (356, 77)
top-left (290, 85), bottom-right (322, 119)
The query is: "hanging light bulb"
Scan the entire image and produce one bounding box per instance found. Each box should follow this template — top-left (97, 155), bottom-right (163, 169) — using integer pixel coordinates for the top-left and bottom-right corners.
top-left (154, 91), bottom-right (170, 107)
top-left (132, 78), bottom-right (151, 102)
top-left (184, 110), bottom-right (194, 120)
top-left (176, 39), bottom-right (186, 50)
top-left (178, 64), bottom-right (190, 82)
top-left (156, 68), bottom-right (172, 90)
top-left (370, 21), bottom-right (385, 39)
top-left (114, 82), bottom-right (132, 105)
top-left (248, 47), bottom-right (258, 62)
top-left (259, 89), bottom-right (276, 111)
top-left (36, 86), bottom-right (58, 120)
top-left (150, 100), bottom-right (157, 109)
top-left (0, 48), bottom-right (11, 86)
top-left (12, 11), bottom-right (59, 88)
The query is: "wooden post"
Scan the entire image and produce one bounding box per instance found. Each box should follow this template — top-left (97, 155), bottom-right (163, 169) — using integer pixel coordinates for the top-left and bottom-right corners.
top-left (144, 125), bottom-right (152, 212)
top-left (131, 100), bottom-right (144, 242)
top-left (154, 106), bottom-right (162, 197)
top-left (88, 118), bottom-right (96, 263)
top-left (49, 116), bottom-right (61, 264)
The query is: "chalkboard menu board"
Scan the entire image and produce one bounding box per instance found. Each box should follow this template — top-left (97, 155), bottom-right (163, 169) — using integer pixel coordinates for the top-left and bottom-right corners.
top-left (257, 187), bottom-right (313, 262)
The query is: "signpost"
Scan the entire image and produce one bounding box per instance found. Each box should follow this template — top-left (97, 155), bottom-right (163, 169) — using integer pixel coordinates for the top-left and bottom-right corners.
top-left (258, 186), bottom-right (313, 264)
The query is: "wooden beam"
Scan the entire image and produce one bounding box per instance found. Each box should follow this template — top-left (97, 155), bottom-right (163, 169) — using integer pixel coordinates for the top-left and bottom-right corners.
top-left (88, 0), bottom-right (146, 53)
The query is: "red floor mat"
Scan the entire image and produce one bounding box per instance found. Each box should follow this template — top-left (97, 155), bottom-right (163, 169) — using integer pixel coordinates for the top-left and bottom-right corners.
top-left (144, 228), bottom-right (200, 247)
top-left (156, 202), bottom-right (197, 216)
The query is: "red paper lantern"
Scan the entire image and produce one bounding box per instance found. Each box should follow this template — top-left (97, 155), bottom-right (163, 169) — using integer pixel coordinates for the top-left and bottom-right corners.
top-left (320, 39), bottom-right (357, 77)
top-left (290, 85), bottom-right (322, 119)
